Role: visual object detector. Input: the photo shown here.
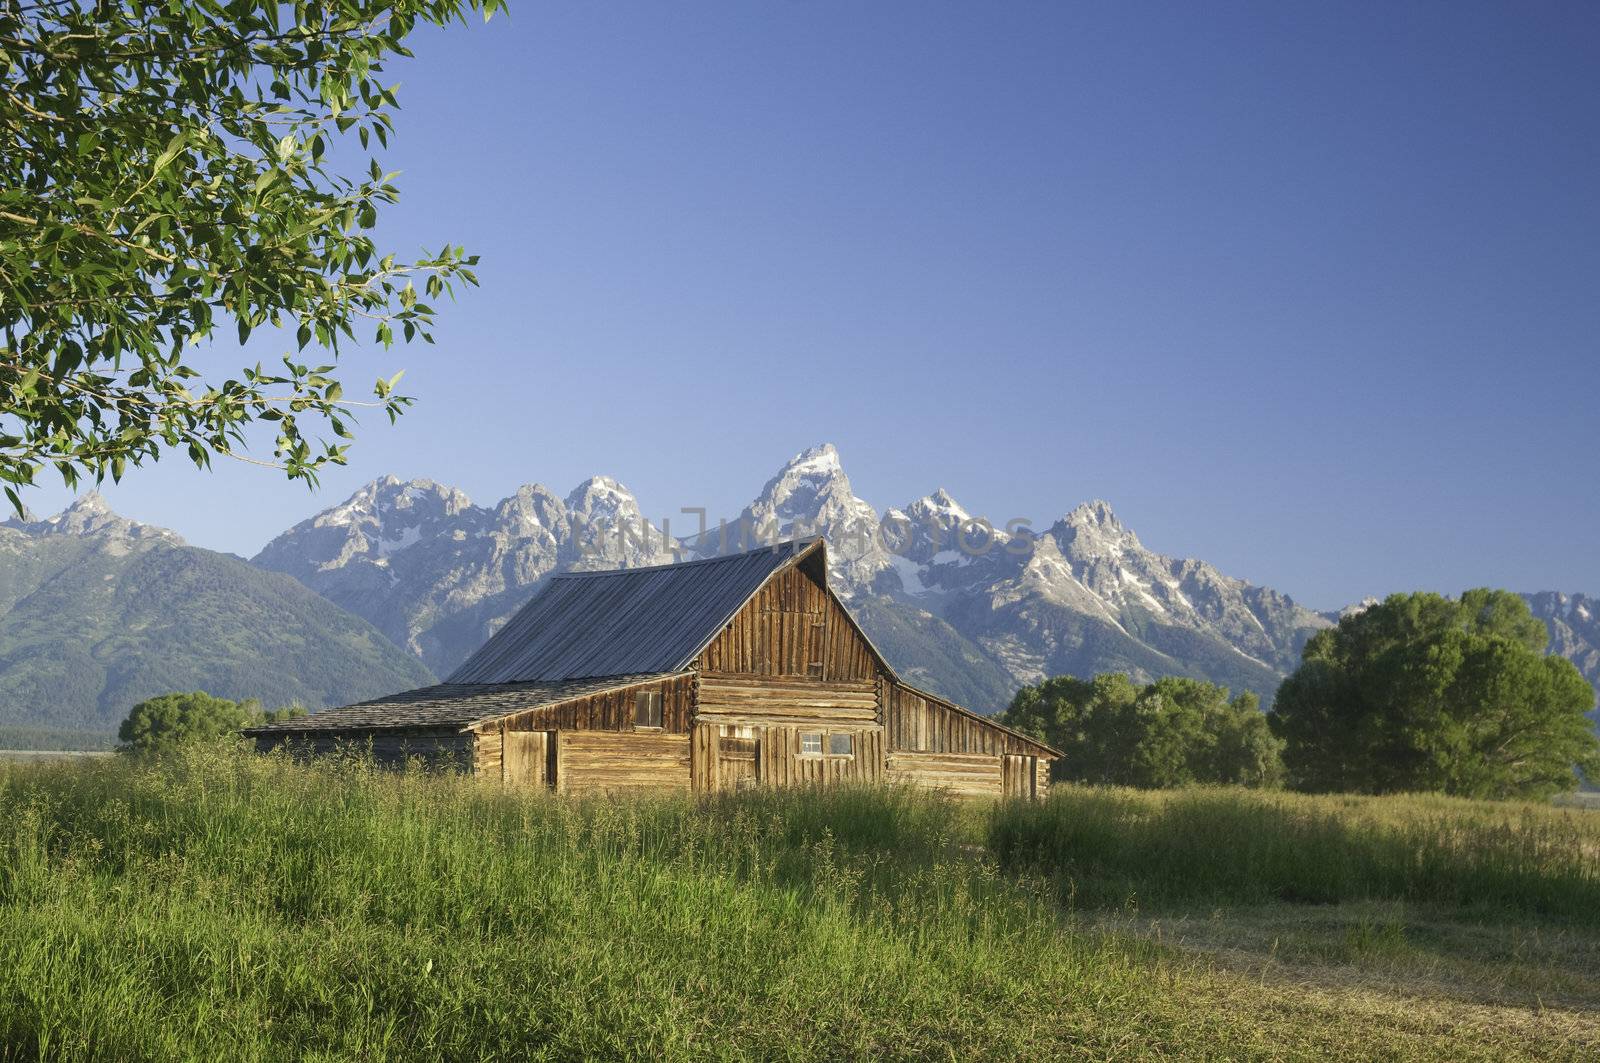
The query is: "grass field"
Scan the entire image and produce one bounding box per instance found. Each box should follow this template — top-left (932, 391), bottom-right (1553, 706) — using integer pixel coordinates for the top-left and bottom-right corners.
top-left (0, 750), bottom-right (1596, 1060)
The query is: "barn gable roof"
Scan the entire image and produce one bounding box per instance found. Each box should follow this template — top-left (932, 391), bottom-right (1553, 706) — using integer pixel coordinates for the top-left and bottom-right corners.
top-left (446, 537), bottom-right (895, 684)
top-left (246, 673), bottom-right (681, 736)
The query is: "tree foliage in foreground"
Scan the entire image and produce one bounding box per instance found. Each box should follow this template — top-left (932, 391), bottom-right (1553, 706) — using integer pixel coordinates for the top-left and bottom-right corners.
top-left (116, 690), bottom-right (304, 754)
top-left (1001, 673), bottom-right (1283, 788)
top-left (0, 0), bottom-right (502, 509)
top-left (1270, 589), bottom-right (1600, 799)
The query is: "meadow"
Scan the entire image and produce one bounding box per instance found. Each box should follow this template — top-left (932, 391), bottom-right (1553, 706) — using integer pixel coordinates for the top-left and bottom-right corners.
top-left (0, 751), bottom-right (1596, 1061)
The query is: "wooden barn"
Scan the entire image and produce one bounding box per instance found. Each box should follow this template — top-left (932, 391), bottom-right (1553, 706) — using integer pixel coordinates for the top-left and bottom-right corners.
top-left (247, 538), bottom-right (1059, 797)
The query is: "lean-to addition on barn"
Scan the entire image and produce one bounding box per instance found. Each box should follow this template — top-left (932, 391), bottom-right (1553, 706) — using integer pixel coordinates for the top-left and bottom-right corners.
top-left (247, 538), bottom-right (1059, 797)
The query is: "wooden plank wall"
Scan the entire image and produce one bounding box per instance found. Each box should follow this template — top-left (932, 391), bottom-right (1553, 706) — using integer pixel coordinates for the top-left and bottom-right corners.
top-left (696, 566), bottom-right (877, 681)
top-left (695, 675), bottom-right (877, 727)
top-left (885, 683), bottom-right (1048, 758)
top-left (558, 731), bottom-right (691, 795)
top-left (253, 730), bottom-right (475, 771)
top-left (485, 675), bottom-right (695, 736)
top-left (885, 751), bottom-right (1003, 798)
top-left (504, 731), bottom-right (550, 789)
top-left (1002, 754), bottom-right (1038, 799)
top-left (473, 729), bottom-right (502, 777)
top-left (691, 722), bottom-right (884, 792)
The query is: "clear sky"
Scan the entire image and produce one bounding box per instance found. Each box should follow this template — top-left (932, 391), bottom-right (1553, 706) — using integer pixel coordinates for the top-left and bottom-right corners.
top-left (24, 1), bottom-right (1600, 611)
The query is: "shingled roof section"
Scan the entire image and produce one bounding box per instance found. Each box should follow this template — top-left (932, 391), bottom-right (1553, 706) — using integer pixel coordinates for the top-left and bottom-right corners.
top-left (446, 537), bottom-right (842, 684)
top-left (244, 673), bottom-right (681, 736)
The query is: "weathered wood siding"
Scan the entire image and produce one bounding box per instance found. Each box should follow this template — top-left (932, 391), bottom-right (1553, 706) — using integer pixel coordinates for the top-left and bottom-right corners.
top-left (691, 721), bottom-right (884, 792)
top-left (695, 675), bottom-right (878, 726)
top-left (503, 730), bottom-right (551, 789)
top-left (1002, 754), bottom-right (1040, 799)
top-left (558, 730), bottom-right (691, 795)
top-left (253, 730), bottom-right (475, 771)
top-left (885, 751), bottom-right (1002, 798)
top-left (696, 565), bottom-right (878, 681)
top-left (473, 728), bottom-right (502, 777)
top-left (885, 682), bottom-right (1047, 757)
top-left (485, 674), bottom-right (695, 735)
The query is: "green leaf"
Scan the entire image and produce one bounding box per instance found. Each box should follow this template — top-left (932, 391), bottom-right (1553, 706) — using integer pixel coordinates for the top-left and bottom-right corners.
top-left (150, 132), bottom-right (187, 177)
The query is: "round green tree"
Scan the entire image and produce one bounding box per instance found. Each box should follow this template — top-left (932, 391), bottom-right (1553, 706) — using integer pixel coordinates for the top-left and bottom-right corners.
top-left (116, 691), bottom-right (256, 755)
top-left (1001, 672), bottom-right (1283, 788)
top-left (1270, 589), bottom-right (1600, 799)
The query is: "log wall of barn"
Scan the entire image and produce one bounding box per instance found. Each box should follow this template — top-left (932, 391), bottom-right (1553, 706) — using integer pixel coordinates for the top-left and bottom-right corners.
top-left (691, 721), bottom-right (884, 792)
top-left (885, 751), bottom-right (1003, 798)
top-left (694, 675), bottom-right (878, 726)
top-left (558, 731), bottom-right (691, 795)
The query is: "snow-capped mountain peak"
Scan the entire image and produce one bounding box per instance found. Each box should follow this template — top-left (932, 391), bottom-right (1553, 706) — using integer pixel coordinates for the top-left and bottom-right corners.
top-left (3, 491), bottom-right (183, 544)
top-left (565, 476), bottom-right (643, 527)
top-left (784, 442), bottom-right (843, 479)
top-left (727, 443), bottom-right (888, 592)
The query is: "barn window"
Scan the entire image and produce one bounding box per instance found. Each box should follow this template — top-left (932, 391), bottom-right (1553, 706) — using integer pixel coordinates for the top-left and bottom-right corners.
top-left (799, 732), bottom-right (823, 755)
top-left (634, 690), bottom-right (662, 729)
top-left (828, 732), bottom-right (854, 756)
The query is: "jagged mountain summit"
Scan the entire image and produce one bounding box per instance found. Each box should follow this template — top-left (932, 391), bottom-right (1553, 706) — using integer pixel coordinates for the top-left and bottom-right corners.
top-left (8, 448), bottom-right (1596, 725)
top-left (3, 491), bottom-right (183, 546)
top-left (253, 474), bottom-right (674, 675)
top-left (1520, 593), bottom-right (1600, 694)
top-left (251, 445), bottom-right (1335, 707)
top-left (0, 496), bottom-right (431, 733)
top-left (690, 444), bottom-right (892, 592)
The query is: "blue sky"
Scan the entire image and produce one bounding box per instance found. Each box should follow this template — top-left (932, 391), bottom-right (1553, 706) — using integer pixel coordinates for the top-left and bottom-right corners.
top-left (28, 1), bottom-right (1599, 611)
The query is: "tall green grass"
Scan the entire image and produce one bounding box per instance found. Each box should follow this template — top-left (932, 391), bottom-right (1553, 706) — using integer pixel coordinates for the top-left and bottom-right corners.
top-left (0, 751), bottom-right (1594, 1060)
top-left (0, 750), bottom-right (1157, 1061)
top-left (989, 786), bottom-right (1600, 919)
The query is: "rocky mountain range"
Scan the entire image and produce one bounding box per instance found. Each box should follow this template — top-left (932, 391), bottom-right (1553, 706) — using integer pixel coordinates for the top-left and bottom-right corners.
top-left (0, 496), bottom-right (432, 734)
top-left (246, 443), bottom-right (1600, 711)
top-left (3, 443), bottom-right (1594, 735)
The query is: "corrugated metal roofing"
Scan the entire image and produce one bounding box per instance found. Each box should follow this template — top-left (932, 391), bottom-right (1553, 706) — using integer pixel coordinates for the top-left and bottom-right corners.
top-left (244, 673), bottom-right (681, 735)
top-left (446, 538), bottom-right (828, 684)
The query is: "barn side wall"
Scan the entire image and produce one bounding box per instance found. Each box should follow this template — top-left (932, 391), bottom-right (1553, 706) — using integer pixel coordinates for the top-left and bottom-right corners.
top-left (557, 731), bottom-right (691, 795)
top-left (252, 729), bottom-right (475, 771)
top-left (885, 683), bottom-right (1046, 757)
top-left (691, 720), bottom-right (884, 792)
top-left (885, 751), bottom-right (1003, 798)
top-left (881, 683), bottom-right (1057, 797)
top-left (486, 674), bottom-right (695, 736)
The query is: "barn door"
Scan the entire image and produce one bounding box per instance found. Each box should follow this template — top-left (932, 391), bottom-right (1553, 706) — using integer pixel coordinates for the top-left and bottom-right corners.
top-left (1002, 754), bottom-right (1037, 799)
top-left (718, 734), bottom-right (760, 791)
top-left (504, 731), bottom-right (552, 789)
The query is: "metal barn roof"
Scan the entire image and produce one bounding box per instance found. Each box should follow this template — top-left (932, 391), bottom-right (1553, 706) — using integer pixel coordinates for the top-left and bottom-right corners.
top-left (245, 673), bottom-right (681, 735)
top-left (445, 538), bottom-right (836, 684)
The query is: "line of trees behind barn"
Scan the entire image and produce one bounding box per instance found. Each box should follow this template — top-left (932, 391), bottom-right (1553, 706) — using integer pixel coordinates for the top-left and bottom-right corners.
top-left (999, 588), bottom-right (1600, 801)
